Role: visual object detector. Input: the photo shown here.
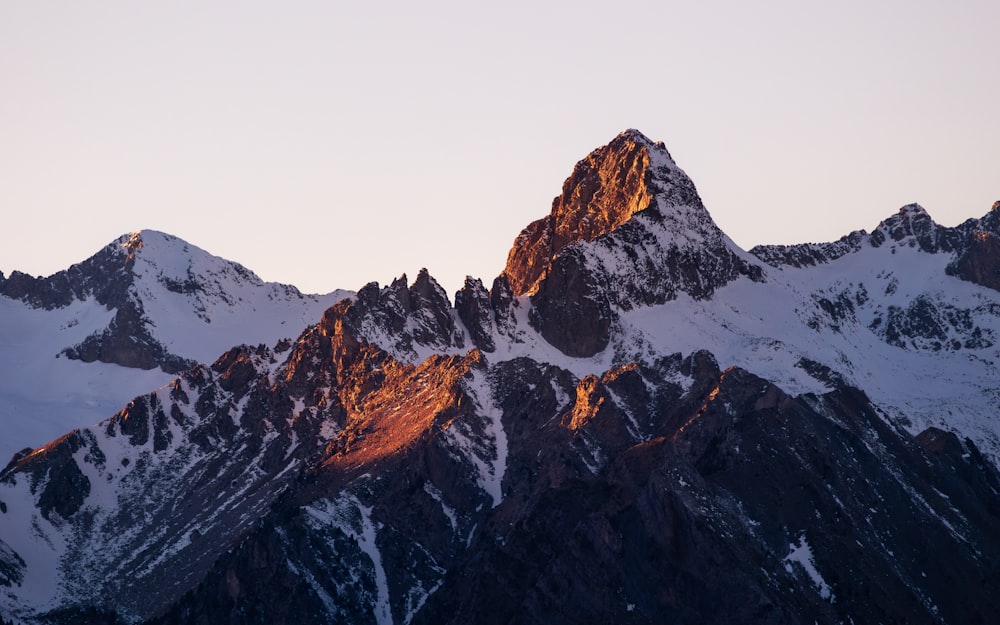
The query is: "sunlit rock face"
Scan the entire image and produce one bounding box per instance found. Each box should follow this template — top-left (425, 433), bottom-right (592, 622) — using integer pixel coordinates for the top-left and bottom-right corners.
top-left (504, 129), bottom-right (763, 357)
top-left (503, 129), bottom-right (663, 297)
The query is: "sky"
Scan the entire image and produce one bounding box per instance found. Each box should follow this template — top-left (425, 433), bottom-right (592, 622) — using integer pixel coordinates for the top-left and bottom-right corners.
top-left (2, 1), bottom-right (998, 297)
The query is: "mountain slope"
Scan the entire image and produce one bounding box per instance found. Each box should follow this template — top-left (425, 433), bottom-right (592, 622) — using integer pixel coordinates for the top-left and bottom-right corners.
top-left (0, 231), bottom-right (349, 463)
top-left (2, 131), bottom-right (1000, 624)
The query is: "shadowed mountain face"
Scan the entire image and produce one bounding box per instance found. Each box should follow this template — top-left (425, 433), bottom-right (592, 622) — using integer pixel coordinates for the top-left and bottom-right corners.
top-left (3, 131), bottom-right (1000, 625)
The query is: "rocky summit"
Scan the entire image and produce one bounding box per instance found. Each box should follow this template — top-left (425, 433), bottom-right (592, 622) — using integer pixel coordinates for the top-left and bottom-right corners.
top-left (2, 130), bottom-right (1000, 624)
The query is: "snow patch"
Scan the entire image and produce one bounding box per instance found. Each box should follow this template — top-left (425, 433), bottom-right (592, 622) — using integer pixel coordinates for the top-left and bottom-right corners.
top-left (783, 533), bottom-right (833, 601)
top-left (307, 496), bottom-right (393, 625)
top-left (449, 370), bottom-right (507, 506)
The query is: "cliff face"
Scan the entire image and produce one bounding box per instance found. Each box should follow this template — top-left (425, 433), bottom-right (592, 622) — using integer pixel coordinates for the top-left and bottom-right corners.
top-left (504, 129), bottom-right (763, 357)
top-left (503, 129), bottom-right (662, 296)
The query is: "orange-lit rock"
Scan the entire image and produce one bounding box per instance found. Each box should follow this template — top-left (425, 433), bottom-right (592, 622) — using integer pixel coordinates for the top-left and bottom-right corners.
top-left (503, 129), bottom-right (658, 297)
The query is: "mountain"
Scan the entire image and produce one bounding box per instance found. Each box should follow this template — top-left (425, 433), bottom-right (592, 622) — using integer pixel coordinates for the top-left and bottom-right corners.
top-left (2, 130), bottom-right (1000, 624)
top-left (0, 231), bottom-right (349, 463)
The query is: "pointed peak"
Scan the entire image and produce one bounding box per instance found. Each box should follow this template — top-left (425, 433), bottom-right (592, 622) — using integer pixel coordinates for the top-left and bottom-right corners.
top-left (991, 200), bottom-right (1000, 212)
top-left (880, 203), bottom-right (937, 227)
top-left (109, 230), bottom-right (205, 266)
top-left (605, 128), bottom-right (675, 164)
top-left (871, 203), bottom-right (950, 253)
top-left (116, 228), bottom-right (180, 247)
top-left (503, 130), bottom-right (708, 295)
top-left (897, 203), bottom-right (929, 216)
top-left (410, 268), bottom-right (450, 305)
top-left (615, 128), bottom-right (655, 145)
top-left (614, 128), bottom-right (669, 152)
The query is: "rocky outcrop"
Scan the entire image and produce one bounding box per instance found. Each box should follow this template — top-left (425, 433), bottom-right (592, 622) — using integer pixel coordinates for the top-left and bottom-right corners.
top-left (947, 202), bottom-right (1000, 291)
top-left (344, 270), bottom-right (465, 362)
top-left (3, 432), bottom-right (91, 522)
top-left (0, 541), bottom-right (25, 590)
top-left (528, 245), bottom-right (614, 357)
top-left (454, 277), bottom-right (496, 352)
top-left (752, 230), bottom-right (868, 268)
top-left (62, 302), bottom-right (196, 373)
top-left (503, 129), bottom-right (738, 297)
top-left (0, 336), bottom-right (334, 620)
top-left (869, 295), bottom-right (994, 351)
top-left (503, 130), bottom-right (764, 357)
top-left (0, 234), bottom-right (139, 310)
top-left (503, 129), bottom-right (667, 296)
top-left (95, 344), bottom-right (999, 625)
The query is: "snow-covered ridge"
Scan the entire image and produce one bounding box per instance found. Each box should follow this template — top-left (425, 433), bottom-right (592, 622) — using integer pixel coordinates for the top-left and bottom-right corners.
top-left (751, 202), bottom-right (985, 269)
top-left (121, 229), bottom-right (351, 365)
top-left (0, 229), bottom-right (352, 462)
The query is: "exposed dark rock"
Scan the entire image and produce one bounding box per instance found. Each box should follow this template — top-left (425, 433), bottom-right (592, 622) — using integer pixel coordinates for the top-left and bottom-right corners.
top-left (0, 231), bottom-right (141, 311)
top-left (869, 295), bottom-right (993, 351)
top-left (332, 271), bottom-right (465, 361)
top-left (529, 246), bottom-right (615, 357)
top-left (870, 203), bottom-right (962, 253)
top-left (794, 357), bottom-right (846, 387)
top-left (751, 230), bottom-right (867, 268)
top-left (454, 276), bottom-right (496, 352)
top-left (62, 302), bottom-right (196, 373)
top-left (415, 369), bottom-right (1000, 625)
top-left (489, 274), bottom-right (518, 337)
top-left (0, 540), bottom-right (26, 588)
top-left (0, 432), bottom-right (92, 521)
top-left (212, 344), bottom-right (272, 400)
top-left (409, 269), bottom-right (463, 348)
top-left (947, 225), bottom-right (1000, 292)
top-left (503, 130), bottom-right (761, 306)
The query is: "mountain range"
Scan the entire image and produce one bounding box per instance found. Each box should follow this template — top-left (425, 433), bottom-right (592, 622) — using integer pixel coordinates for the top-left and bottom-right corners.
top-left (0, 232), bottom-right (348, 463)
top-left (1, 129), bottom-right (999, 624)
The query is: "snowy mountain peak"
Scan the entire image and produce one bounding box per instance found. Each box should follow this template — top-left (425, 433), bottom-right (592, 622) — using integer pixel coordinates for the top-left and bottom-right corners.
top-left (502, 129), bottom-right (722, 297)
top-left (615, 127), bottom-right (668, 152)
top-left (26, 228), bottom-right (343, 373)
top-left (499, 130), bottom-right (764, 357)
top-left (0, 229), bottom-right (351, 461)
top-left (112, 229), bottom-right (272, 294)
top-left (870, 202), bottom-right (956, 254)
top-left (897, 202), bottom-right (928, 215)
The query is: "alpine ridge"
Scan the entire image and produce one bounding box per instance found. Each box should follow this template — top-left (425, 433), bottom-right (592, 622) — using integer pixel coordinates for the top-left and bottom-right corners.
top-left (0, 230), bottom-right (348, 462)
top-left (2, 130), bottom-right (1000, 625)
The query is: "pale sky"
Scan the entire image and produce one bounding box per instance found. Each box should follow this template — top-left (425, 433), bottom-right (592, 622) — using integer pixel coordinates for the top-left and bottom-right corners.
top-left (2, 1), bottom-right (997, 297)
